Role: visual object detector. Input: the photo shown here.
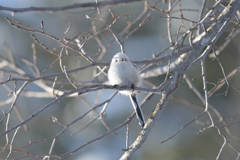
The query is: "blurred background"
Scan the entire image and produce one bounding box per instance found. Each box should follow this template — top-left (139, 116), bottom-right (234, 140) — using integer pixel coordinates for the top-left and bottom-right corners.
top-left (0, 0), bottom-right (240, 160)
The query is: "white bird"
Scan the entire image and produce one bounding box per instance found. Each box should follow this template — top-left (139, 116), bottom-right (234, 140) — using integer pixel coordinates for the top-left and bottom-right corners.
top-left (108, 52), bottom-right (145, 129)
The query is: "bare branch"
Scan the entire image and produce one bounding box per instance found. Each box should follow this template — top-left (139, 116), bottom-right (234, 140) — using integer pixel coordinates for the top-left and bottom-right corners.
top-left (0, 0), bottom-right (145, 13)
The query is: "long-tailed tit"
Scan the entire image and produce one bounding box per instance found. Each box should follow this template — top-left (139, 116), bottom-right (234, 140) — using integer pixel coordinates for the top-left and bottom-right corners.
top-left (108, 52), bottom-right (145, 129)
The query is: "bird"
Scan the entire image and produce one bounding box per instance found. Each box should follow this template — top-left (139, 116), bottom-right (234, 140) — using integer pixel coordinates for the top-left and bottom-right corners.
top-left (108, 52), bottom-right (145, 129)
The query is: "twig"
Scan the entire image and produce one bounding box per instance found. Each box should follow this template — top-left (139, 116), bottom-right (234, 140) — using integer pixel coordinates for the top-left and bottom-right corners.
top-left (199, 60), bottom-right (214, 132)
top-left (210, 44), bottom-right (229, 96)
top-left (167, 0), bottom-right (174, 45)
top-left (126, 123), bottom-right (130, 150)
top-left (31, 43), bottom-right (41, 77)
top-left (3, 41), bottom-right (16, 66)
top-left (161, 112), bottom-right (205, 144)
top-left (6, 126), bottom-right (21, 159)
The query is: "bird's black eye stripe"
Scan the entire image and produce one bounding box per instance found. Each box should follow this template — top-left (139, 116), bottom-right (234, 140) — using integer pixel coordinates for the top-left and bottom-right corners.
top-left (115, 58), bottom-right (127, 62)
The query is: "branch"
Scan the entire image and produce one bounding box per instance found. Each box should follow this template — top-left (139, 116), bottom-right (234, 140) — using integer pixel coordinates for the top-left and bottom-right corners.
top-left (0, 0), bottom-right (145, 13)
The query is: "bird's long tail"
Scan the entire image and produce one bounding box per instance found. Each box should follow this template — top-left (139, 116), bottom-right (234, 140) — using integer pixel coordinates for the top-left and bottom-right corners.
top-left (129, 93), bottom-right (145, 129)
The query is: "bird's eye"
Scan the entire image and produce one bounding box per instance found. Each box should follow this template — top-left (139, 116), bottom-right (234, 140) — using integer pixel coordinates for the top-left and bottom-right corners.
top-left (124, 58), bottom-right (127, 61)
top-left (115, 59), bottom-right (118, 62)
